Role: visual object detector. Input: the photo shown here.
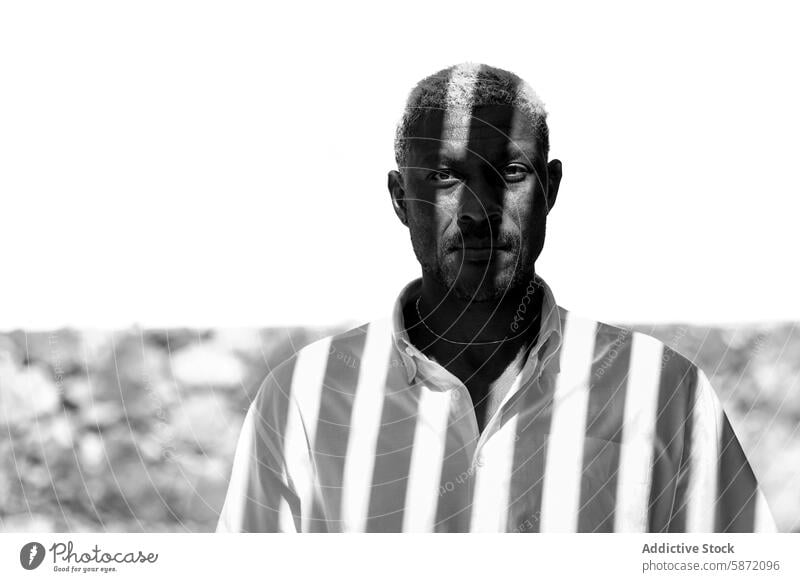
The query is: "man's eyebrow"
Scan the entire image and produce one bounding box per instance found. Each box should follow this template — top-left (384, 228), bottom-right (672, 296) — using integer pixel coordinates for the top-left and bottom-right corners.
top-left (410, 139), bottom-right (540, 167)
top-left (414, 148), bottom-right (462, 166)
top-left (501, 142), bottom-right (541, 165)
top-left (505, 140), bottom-right (537, 155)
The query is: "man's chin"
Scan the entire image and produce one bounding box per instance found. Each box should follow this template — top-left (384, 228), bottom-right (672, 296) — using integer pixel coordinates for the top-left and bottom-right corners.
top-left (448, 276), bottom-right (521, 303)
top-left (423, 261), bottom-right (531, 303)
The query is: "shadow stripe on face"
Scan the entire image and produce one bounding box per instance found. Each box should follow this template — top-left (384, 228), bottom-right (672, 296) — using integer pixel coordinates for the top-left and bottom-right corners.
top-left (460, 65), bottom-right (507, 302)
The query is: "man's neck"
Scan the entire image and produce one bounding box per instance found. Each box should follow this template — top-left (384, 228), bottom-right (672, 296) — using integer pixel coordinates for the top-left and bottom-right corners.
top-left (404, 273), bottom-right (543, 393)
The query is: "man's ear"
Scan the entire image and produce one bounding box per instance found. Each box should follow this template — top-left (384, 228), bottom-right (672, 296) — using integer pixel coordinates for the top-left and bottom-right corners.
top-left (545, 159), bottom-right (562, 214)
top-left (388, 170), bottom-right (409, 226)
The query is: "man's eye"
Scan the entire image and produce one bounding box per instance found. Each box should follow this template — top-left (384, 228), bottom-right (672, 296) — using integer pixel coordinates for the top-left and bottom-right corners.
top-left (502, 164), bottom-right (530, 182)
top-left (427, 169), bottom-right (459, 183)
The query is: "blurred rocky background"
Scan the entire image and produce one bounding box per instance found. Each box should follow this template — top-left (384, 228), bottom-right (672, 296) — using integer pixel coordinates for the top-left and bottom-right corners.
top-left (1, 323), bottom-right (798, 532)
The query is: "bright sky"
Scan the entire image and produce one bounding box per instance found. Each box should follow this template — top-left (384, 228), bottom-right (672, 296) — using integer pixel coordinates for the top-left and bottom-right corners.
top-left (1, 1), bottom-right (799, 329)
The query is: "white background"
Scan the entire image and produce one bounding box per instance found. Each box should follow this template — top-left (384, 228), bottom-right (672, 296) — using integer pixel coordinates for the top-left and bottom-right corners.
top-left (2, 1), bottom-right (799, 329)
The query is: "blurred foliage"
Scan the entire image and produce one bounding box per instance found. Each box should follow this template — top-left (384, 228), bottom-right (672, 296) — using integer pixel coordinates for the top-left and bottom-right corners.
top-left (1, 323), bottom-right (799, 532)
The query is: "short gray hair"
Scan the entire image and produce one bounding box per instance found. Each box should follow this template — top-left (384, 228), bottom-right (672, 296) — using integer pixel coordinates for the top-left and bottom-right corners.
top-left (394, 62), bottom-right (549, 168)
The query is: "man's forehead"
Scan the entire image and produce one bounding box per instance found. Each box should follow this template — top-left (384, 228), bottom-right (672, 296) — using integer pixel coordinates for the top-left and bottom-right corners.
top-left (406, 105), bottom-right (541, 162)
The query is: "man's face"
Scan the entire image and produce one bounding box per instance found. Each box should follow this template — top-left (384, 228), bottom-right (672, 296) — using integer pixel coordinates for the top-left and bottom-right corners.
top-left (389, 104), bottom-right (562, 302)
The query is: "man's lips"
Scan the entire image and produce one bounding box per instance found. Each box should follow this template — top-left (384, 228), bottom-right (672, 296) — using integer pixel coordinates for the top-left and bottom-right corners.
top-left (451, 244), bottom-right (511, 260)
top-left (449, 243), bottom-right (510, 251)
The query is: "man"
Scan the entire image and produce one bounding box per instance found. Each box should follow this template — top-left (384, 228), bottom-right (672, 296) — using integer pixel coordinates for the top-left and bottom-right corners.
top-left (217, 63), bottom-right (775, 532)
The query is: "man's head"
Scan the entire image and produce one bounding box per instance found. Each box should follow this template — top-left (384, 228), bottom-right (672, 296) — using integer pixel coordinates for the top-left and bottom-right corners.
top-left (388, 63), bottom-right (562, 303)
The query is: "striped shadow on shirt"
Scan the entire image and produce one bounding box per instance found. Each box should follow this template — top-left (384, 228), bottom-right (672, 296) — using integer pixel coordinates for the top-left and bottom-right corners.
top-left (434, 404), bottom-right (479, 532)
top-left (527, 316), bottom-right (690, 533)
top-left (365, 361), bottom-right (422, 531)
top-left (505, 308), bottom-right (572, 533)
top-left (505, 376), bottom-right (554, 533)
top-left (608, 333), bottom-right (663, 532)
top-left (575, 323), bottom-right (633, 532)
top-left (538, 312), bottom-right (597, 532)
top-left (308, 326), bottom-right (368, 531)
top-left (238, 355), bottom-right (298, 532)
top-left (754, 488), bottom-right (777, 532)
top-left (715, 412), bottom-right (758, 532)
top-left (679, 373), bottom-right (759, 533)
top-left (647, 348), bottom-right (696, 532)
top-left (676, 369), bottom-right (763, 532)
top-left (403, 386), bottom-right (454, 532)
top-left (682, 369), bottom-right (720, 532)
top-left (340, 319), bottom-right (397, 532)
top-left (283, 336), bottom-right (332, 532)
top-left (219, 404), bottom-right (259, 532)
top-left (470, 382), bottom-right (523, 532)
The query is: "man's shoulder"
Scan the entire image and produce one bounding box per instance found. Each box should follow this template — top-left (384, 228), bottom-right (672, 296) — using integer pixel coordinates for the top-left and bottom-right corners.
top-left (290, 317), bottom-right (390, 368)
top-left (561, 308), bottom-right (701, 382)
top-left (253, 318), bottom-right (392, 406)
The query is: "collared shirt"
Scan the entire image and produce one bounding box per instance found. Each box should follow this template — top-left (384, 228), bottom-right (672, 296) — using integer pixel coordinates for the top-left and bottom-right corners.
top-left (217, 276), bottom-right (776, 533)
top-left (392, 276), bottom-right (563, 432)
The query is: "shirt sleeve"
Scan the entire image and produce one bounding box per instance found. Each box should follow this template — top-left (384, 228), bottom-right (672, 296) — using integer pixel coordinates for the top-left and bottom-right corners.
top-left (674, 368), bottom-right (777, 532)
top-left (216, 363), bottom-right (309, 532)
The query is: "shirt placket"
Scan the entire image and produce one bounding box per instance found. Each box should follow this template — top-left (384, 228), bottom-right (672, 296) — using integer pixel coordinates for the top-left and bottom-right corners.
top-left (398, 322), bottom-right (561, 520)
top-left (447, 382), bottom-right (481, 466)
top-left (410, 352), bottom-right (482, 461)
top-left (473, 356), bottom-right (541, 468)
top-left (444, 351), bottom-right (544, 475)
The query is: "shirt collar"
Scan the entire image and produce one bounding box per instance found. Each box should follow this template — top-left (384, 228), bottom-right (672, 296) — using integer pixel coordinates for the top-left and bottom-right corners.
top-left (390, 274), bottom-right (563, 385)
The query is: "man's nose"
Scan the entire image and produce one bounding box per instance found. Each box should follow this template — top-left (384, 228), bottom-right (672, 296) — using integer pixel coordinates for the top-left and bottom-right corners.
top-left (456, 176), bottom-right (503, 232)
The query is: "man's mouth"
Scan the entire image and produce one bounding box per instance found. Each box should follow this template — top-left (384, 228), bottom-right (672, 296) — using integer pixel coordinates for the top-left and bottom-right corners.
top-left (453, 243), bottom-right (511, 261)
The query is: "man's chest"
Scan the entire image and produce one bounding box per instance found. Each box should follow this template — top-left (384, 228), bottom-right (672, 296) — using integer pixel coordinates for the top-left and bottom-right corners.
top-left (302, 368), bottom-right (686, 532)
top-left (292, 320), bottom-right (693, 532)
